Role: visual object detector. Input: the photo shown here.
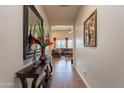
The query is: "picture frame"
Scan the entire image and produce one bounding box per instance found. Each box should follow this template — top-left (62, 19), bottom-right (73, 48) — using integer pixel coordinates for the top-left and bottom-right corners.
top-left (23, 5), bottom-right (44, 60)
top-left (84, 9), bottom-right (97, 47)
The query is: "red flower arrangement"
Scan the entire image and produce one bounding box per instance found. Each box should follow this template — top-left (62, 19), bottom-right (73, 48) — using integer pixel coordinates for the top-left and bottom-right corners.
top-left (32, 39), bottom-right (36, 45)
top-left (29, 23), bottom-right (53, 64)
top-left (30, 22), bottom-right (53, 48)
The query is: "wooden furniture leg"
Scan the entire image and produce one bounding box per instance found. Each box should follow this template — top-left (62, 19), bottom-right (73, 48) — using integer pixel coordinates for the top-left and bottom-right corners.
top-left (49, 62), bottom-right (53, 74)
top-left (19, 77), bottom-right (28, 88)
top-left (31, 78), bottom-right (38, 88)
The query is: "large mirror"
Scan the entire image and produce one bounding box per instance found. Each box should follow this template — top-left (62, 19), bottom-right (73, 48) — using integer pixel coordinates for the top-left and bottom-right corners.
top-left (23, 5), bottom-right (44, 60)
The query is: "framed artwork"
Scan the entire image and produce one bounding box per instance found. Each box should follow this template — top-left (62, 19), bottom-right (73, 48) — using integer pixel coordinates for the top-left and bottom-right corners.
top-left (84, 9), bottom-right (97, 47)
top-left (23, 5), bottom-right (44, 60)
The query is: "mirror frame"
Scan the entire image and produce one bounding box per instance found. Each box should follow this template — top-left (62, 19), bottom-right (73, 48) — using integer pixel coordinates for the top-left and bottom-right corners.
top-left (23, 5), bottom-right (44, 60)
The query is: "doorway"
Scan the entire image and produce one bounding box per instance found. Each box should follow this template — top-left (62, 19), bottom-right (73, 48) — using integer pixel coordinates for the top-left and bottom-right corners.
top-left (50, 25), bottom-right (74, 63)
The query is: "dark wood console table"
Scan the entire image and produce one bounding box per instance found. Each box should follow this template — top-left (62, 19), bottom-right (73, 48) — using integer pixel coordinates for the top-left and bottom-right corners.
top-left (16, 59), bottom-right (53, 88)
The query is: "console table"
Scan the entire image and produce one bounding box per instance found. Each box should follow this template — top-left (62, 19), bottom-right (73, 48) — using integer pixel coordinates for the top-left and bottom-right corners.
top-left (16, 59), bottom-right (53, 88)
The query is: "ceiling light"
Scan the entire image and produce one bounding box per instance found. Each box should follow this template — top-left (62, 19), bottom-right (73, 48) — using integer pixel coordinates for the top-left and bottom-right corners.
top-left (68, 31), bottom-right (72, 34)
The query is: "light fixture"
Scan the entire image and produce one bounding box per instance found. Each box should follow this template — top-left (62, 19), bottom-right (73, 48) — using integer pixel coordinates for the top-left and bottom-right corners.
top-left (68, 31), bottom-right (72, 34)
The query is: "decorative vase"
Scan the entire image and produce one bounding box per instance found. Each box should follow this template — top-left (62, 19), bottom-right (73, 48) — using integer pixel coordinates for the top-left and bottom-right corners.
top-left (40, 47), bottom-right (46, 64)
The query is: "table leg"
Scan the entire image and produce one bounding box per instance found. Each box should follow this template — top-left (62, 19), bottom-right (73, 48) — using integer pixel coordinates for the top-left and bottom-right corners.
top-left (49, 62), bottom-right (53, 74)
top-left (31, 78), bottom-right (38, 88)
top-left (19, 77), bottom-right (28, 88)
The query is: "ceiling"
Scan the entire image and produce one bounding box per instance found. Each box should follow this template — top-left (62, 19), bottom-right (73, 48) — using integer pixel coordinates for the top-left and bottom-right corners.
top-left (43, 5), bottom-right (81, 25)
top-left (51, 25), bottom-right (73, 31)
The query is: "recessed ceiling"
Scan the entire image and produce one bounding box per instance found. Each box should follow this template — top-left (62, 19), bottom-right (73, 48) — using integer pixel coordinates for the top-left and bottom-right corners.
top-left (43, 5), bottom-right (81, 25)
top-left (51, 25), bottom-right (73, 31)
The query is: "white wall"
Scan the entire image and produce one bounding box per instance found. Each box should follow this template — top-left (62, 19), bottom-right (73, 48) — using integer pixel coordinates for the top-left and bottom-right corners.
top-left (75, 5), bottom-right (124, 88)
top-left (0, 5), bottom-right (50, 87)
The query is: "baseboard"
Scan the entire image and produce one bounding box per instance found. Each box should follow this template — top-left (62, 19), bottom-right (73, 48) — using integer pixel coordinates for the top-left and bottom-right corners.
top-left (75, 66), bottom-right (91, 88)
top-left (0, 83), bottom-right (14, 88)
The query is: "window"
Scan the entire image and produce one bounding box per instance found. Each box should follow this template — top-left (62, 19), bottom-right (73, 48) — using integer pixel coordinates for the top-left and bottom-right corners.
top-left (56, 40), bottom-right (65, 48)
top-left (68, 40), bottom-right (73, 48)
top-left (56, 40), bottom-right (61, 48)
top-left (56, 40), bottom-right (73, 48)
top-left (61, 40), bottom-right (66, 48)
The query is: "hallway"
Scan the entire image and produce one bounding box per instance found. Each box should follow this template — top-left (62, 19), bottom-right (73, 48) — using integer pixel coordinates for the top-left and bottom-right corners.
top-left (0, 5), bottom-right (124, 88)
top-left (50, 58), bottom-right (86, 88)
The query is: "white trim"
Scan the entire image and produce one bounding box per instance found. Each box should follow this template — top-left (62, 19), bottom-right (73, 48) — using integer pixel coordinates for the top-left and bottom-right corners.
top-left (75, 66), bottom-right (91, 88)
top-left (0, 83), bottom-right (14, 88)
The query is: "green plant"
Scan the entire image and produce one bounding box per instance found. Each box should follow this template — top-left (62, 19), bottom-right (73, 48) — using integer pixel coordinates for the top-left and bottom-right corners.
top-left (30, 22), bottom-right (53, 48)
